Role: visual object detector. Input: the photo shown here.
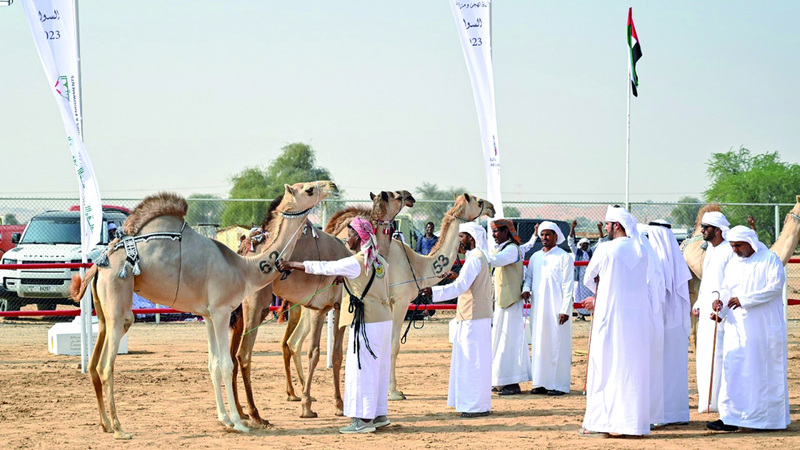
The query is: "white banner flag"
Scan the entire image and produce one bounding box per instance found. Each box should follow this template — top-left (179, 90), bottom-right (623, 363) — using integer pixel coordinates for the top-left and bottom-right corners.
top-left (450, 0), bottom-right (504, 218)
top-left (22, 0), bottom-right (103, 253)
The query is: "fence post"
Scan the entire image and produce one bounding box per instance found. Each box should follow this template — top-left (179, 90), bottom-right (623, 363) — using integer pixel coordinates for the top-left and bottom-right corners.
top-left (775, 205), bottom-right (780, 246)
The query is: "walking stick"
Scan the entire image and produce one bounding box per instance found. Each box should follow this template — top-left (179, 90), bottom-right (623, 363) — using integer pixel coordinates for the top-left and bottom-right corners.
top-left (707, 290), bottom-right (721, 413)
top-left (583, 275), bottom-right (599, 395)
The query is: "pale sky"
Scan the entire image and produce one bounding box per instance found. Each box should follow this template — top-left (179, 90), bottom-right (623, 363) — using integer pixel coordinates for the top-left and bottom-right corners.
top-left (1, 1), bottom-right (798, 203)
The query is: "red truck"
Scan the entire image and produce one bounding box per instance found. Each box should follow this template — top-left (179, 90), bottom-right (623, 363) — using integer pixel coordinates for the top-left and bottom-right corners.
top-left (0, 224), bottom-right (26, 258)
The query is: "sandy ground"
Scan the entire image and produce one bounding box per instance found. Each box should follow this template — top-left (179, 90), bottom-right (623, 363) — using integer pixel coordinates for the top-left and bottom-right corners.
top-left (0, 313), bottom-right (799, 449)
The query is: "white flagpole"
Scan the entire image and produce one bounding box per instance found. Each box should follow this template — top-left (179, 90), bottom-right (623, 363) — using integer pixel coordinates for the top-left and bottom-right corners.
top-left (625, 64), bottom-right (631, 210)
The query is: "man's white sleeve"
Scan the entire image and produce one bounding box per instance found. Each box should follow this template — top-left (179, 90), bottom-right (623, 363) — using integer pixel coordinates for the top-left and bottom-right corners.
top-left (738, 255), bottom-right (786, 309)
top-left (567, 235), bottom-right (577, 255)
top-left (519, 234), bottom-right (538, 255)
top-left (559, 253), bottom-right (575, 316)
top-left (583, 248), bottom-right (603, 294)
top-left (303, 256), bottom-right (362, 279)
top-left (484, 242), bottom-right (520, 267)
top-left (431, 254), bottom-right (481, 302)
top-left (522, 257), bottom-right (533, 296)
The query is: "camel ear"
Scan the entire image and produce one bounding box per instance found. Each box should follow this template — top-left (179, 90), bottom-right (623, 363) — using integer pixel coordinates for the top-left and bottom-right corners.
top-left (370, 192), bottom-right (376, 201)
top-left (463, 193), bottom-right (471, 202)
top-left (284, 184), bottom-right (294, 195)
top-left (381, 191), bottom-right (389, 202)
top-left (796, 195), bottom-right (800, 203)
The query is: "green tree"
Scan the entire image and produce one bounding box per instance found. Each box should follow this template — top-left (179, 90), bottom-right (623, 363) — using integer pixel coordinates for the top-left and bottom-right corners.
top-left (221, 142), bottom-right (338, 227)
top-left (3, 213), bottom-right (19, 225)
top-left (186, 194), bottom-right (224, 226)
top-left (414, 182), bottom-right (467, 228)
top-left (704, 147), bottom-right (800, 244)
top-left (669, 196), bottom-right (702, 228)
top-left (503, 206), bottom-right (521, 218)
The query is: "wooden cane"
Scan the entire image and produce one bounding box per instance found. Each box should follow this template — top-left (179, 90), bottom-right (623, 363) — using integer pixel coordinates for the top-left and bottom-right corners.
top-left (707, 290), bottom-right (721, 413)
top-left (583, 277), bottom-right (599, 395)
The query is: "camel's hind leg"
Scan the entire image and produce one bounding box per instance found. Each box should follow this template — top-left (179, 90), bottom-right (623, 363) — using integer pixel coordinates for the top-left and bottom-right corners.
top-left (228, 306), bottom-right (247, 420)
top-left (88, 280), bottom-right (112, 432)
top-left (331, 305), bottom-right (345, 416)
top-left (299, 307), bottom-right (327, 418)
top-left (95, 277), bottom-right (135, 440)
top-left (206, 309), bottom-right (249, 433)
top-left (282, 305), bottom-right (303, 401)
top-left (236, 288), bottom-right (272, 426)
top-left (388, 297), bottom-right (411, 400)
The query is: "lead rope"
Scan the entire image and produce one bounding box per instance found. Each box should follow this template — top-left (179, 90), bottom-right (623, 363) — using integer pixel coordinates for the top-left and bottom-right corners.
top-left (398, 232), bottom-right (427, 344)
top-left (343, 269), bottom-right (378, 369)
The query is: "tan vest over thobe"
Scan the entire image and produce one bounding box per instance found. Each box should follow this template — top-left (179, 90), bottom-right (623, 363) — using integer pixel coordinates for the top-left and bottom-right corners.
top-left (339, 252), bottom-right (392, 328)
top-left (494, 242), bottom-right (524, 308)
top-left (456, 249), bottom-right (493, 322)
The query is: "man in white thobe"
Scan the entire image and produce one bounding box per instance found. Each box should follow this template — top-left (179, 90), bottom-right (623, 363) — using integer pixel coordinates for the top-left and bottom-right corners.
top-left (638, 225), bottom-right (666, 427)
top-left (579, 206), bottom-right (651, 437)
top-left (481, 219), bottom-right (530, 395)
top-left (568, 220), bottom-right (593, 320)
top-left (279, 217), bottom-right (392, 434)
top-left (648, 221), bottom-right (693, 426)
top-left (693, 211), bottom-right (733, 413)
top-left (522, 221), bottom-right (574, 395)
top-left (707, 226), bottom-right (790, 432)
top-left (419, 222), bottom-right (493, 417)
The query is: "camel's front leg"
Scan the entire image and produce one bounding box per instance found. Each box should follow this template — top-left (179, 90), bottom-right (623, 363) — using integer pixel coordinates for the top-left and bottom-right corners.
top-left (299, 308), bottom-right (326, 418)
top-left (238, 296), bottom-right (270, 426)
top-left (89, 290), bottom-right (112, 433)
top-left (99, 311), bottom-right (134, 440)
top-left (288, 307), bottom-right (315, 399)
top-left (388, 296), bottom-right (412, 400)
top-left (282, 305), bottom-right (302, 401)
top-left (228, 308), bottom-right (247, 420)
top-left (205, 313), bottom-right (249, 433)
top-left (332, 306), bottom-right (345, 416)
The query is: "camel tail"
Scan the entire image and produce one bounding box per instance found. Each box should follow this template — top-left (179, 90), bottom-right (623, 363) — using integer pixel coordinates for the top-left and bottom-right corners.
top-left (230, 304), bottom-right (243, 330)
top-left (69, 265), bottom-right (99, 303)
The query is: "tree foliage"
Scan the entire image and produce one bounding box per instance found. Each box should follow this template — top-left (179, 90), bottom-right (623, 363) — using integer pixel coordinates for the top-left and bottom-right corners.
top-left (3, 213), bottom-right (19, 225)
top-left (669, 196), bottom-right (702, 228)
top-left (704, 147), bottom-right (800, 244)
top-left (186, 194), bottom-right (223, 227)
top-left (221, 142), bottom-right (338, 227)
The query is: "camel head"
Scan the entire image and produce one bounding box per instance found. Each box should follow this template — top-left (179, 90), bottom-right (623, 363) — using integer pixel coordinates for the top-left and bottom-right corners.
top-left (278, 181), bottom-right (339, 214)
top-left (453, 193), bottom-right (496, 221)
top-left (369, 190), bottom-right (415, 223)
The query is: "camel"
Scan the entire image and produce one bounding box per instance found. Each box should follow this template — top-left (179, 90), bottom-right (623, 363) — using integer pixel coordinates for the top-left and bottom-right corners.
top-left (228, 190), bottom-right (416, 422)
top-left (68, 181), bottom-right (337, 439)
top-left (326, 193), bottom-right (495, 400)
top-left (681, 195), bottom-right (800, 345)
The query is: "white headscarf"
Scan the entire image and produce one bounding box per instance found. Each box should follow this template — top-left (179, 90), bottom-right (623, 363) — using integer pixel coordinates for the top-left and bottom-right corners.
top-left (459, 222), bottom-right (488, 252)
top-left (726, 225), bottom-right (761, 252)
top-left (701, 211), bottom-right (730, 239)
top-left (578, 238), bottom-right (590, 246)
top-left (538, 220), bottom-right (566, 245)
top-left (605, 205), bottom-right (642, 257)
top-left (647, 225), bottom-right (693, 302)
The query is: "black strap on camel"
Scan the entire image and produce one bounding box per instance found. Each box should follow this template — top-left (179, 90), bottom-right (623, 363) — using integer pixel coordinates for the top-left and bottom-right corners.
top-left (342, 268), bottom-right (377, 370)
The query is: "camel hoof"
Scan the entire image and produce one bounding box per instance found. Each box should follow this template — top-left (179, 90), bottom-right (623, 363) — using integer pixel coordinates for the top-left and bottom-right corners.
top-left (113, 431), bottom-right (132, 440)
top-left (287, 395), bottom-right (301, 402)
top-left (335, 409), bottom-right (344, 417)
top-left (233, 423), bottom-right (250, 433)
top-left (389, 391), bottom-right (407, 401)
top-left (100, 422), bottom-right (112, 433)
top-left (300, 410), bottom-right (318, 419)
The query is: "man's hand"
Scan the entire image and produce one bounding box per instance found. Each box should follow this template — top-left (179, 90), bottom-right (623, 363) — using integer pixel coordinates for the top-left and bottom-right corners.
top-left (277, 260), bottom-right (303, 272)
top-left (728, 297), bottom-right (742, 310)
top-left (748, 215), bottom-right (756, 231)
top-left (533, 223), bottom-right (540, 238)
top-left (571, 220), bottom-right (577, 230)
top-left (558, 313), bottom-right (569, 325)
top-left (711, 299), bottom-right (723, 312)
top-left (692, 308), bottom-right (700, 318)
top-left (709, 312), bottom-right (722, 323)
top-left (582, 296), bottom-right (595, 312)
top-left (441, 271), bottom-right (458, 280)
top-left (333, 276), bottom-right (345, 285)
top-left (418, 287), bottom-right (433, 298)
top-left (521, 291), bottom-right (531, 301)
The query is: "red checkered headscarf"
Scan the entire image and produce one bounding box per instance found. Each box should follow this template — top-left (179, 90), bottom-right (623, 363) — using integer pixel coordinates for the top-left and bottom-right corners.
top-left (350, 216), bottom-right (385, 269)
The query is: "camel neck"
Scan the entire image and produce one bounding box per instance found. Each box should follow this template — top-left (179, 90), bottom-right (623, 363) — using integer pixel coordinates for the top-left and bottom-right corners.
top-left (244, 214), bottom-right (307, 291)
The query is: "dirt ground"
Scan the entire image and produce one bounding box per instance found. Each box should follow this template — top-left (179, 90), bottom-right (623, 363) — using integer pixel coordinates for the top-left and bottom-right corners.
top-left (0, 313), bottom-right (799, 449)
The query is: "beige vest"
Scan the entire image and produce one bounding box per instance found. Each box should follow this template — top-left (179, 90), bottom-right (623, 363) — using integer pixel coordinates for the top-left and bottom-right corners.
top-left (494, 242), bottom-right (524, 308)
top-left (339, 253), bottom-right (392, 328)
top-left (455, 249), bottom-right (493, 322)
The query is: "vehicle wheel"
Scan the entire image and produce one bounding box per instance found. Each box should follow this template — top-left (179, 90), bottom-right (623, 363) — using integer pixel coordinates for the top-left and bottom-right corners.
top-left (36, 302), bottom-right (57, 311)
top-left (0, 297), bottom-right (23, 312)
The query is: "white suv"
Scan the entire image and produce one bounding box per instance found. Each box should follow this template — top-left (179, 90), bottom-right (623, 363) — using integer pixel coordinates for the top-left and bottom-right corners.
top-left (0, 210), bottom-right (127, 311)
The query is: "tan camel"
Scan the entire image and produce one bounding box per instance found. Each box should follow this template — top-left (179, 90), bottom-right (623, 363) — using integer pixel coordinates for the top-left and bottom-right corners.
top-left (228, 190), bottom-right (415, 422)
top-left (69, 181), bottom-right (337, 439)
top-left (682, 195), bottom-right (800, 344)
top-left (327, 193), bottom-right (495, 400)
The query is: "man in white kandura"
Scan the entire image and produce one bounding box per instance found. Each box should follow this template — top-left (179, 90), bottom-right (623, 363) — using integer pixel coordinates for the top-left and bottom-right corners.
top-left (278, 217), bottom-right (392, 434)
top-left (579, 206), bottom-right (651, 438)
top-left (568, 220), bottom-right (593, 320)
top-left (419, 222), bottom-right (493, 417)
top-left (638, 224), bottom-right (666, 428)
top-left (522, 221), bottom-right (574, 396)
top-left (481, 219), bottom-right (530, 396)
top-left (693, 211), bottom-right (733, 413)
top-left (647, 220), bottom-right (692, 426)
top-left (707, 226), bottom-right (790, 432)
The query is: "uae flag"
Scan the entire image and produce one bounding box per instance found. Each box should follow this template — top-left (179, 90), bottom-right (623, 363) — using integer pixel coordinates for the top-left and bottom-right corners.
top-left (627, 7), bottom-right (642, 97)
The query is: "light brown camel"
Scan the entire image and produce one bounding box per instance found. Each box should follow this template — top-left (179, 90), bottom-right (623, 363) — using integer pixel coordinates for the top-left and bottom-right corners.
top-left (327, 193), bottom-right (495, 400)
top-left (69, 181), bottom-right (337, 439)
top-left (682, 195), bottom-right (800, 344)
top-left (228, 190), bottom-right (416, 422)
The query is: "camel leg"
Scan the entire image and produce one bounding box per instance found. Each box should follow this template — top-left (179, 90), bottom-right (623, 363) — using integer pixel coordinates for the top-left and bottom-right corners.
top-left (96, 280), bottom-right (135, 440)
top-left (332, 306), bottom-right (345, 416)
top-left (282, 305), bottom-right (302, 401)
top-left (237, 292), bottom-right (271, 426)
top-left (288, 307), bottom-right (315, 399)
top-left (88, 281), bottom-right (112, 432)
top-left (388, 298), bottom-right (410, 400)
top-left (299, 308), bottom-right (326, 418)
top-left (206, 310), bottom-right (249, 433)
top-left (228, 307), bottom-right (247, 420)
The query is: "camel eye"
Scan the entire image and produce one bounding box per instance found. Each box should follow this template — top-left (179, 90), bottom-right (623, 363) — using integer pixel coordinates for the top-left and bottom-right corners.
top-left (305, 187), bottom-right (314, 195)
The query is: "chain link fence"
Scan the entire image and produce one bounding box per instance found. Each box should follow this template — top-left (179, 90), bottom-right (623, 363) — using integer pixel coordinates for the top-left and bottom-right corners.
top-left (1, 197), bottom-right (797, 318)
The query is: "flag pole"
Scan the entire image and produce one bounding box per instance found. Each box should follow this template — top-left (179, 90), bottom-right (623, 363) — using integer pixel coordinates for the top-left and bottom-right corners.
top-left (625, 63), bottom-right (631, 210)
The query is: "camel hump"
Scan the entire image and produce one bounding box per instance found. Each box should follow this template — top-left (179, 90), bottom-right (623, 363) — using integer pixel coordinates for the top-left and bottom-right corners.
top-left (123, 192), bottom-right (188, 236)
top-left (324, 206), bottom-right (370, 235)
